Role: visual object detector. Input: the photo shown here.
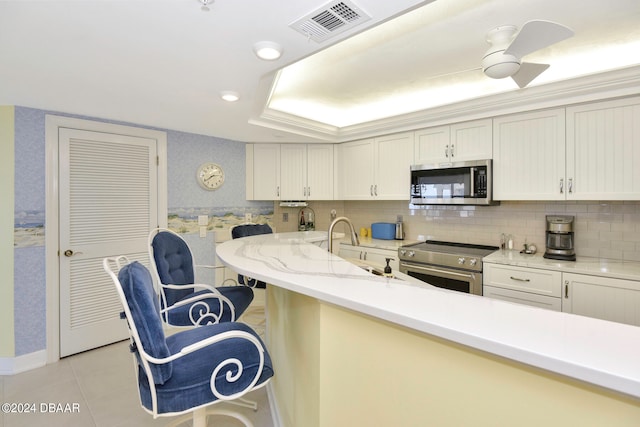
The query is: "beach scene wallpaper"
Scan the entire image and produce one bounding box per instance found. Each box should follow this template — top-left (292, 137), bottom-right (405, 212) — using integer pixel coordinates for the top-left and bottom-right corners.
top-left (14, 207), bottom-right (274, 249)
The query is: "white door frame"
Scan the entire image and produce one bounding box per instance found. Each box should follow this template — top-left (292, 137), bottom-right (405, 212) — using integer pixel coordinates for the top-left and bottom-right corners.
top-left (45, 115), bottom-right (167, 363)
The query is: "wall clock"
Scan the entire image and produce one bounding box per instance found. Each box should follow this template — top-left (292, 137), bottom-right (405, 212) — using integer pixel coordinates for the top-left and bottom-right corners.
top-left (197, 162), bottom-right (225, 190)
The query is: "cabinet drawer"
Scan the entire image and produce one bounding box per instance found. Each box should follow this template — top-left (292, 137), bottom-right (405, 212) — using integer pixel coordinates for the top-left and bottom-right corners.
top-left (484, 285), bottom-right (562, 311)
top-left (484, 264), bottom-right (562, 297)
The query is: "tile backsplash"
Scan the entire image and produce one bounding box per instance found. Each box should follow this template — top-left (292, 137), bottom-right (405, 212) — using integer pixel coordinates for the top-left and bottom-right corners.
top-left (275, 200), bottom-right (640, 262)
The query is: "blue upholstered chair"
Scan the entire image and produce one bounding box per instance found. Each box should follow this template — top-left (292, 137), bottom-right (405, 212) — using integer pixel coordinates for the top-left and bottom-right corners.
top-left (148, 228), bottom-right (254, 327)
top-left (103, 256), bottom-right (274, 426)
top-left (230, 223), bottom-right (273, 289)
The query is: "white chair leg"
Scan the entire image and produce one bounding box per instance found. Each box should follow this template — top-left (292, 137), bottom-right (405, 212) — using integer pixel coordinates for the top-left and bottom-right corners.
top-left (193, 407), bottom-right (208, 427)
top-left (228, 397), bottom-right (258, 411)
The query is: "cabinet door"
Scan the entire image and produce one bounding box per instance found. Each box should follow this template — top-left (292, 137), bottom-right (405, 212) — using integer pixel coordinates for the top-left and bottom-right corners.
top-left (306, 144), bottom-right (334, 200)
top-left (484, 263), bottom-right (562, 297)
top-left (414, 125), bottom-right (450, 164)
top-left (337, 139), bottom-right (375, 199)
top-left (493, 109), bottom-right (566, 200)
top-left (566, 97), bottom-right (640, 200)
top-left (374, 132), bottom-right (414, 200)
top-left (280, 144), bottom-right (306, 200)
top-left (450, 119), bottom-right (492, 161)
top-left (483, 285), bottom-right (562, 311)
top-left (248, 144), bottom-right (280, 200)
top-left (562, 273), bottom-right (640, 327)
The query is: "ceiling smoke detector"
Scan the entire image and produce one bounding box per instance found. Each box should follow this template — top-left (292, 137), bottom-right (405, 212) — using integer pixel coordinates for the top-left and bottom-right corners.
top-left (198, 0), bottom-right (213, 12)
top-left (290, 0), bottom-right (371, 43)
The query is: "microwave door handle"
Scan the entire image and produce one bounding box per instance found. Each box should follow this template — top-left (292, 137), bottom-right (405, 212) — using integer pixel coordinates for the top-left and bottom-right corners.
top-left (470, 167), bottom-right (476, 197)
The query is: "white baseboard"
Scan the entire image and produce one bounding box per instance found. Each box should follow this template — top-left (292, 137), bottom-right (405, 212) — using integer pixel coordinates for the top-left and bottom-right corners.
top-left (267, 382), bottom-right (283, 427)
top-left (0, 350), bottom-right (47, 375)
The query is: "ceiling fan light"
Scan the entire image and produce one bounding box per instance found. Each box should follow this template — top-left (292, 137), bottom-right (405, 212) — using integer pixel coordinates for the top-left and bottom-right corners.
top-left (253, 41), bottom-right (283, 61)
top-left (484, 62), bottom-right (521, 79)
top-left (220, 91), bottom-right (240, 102)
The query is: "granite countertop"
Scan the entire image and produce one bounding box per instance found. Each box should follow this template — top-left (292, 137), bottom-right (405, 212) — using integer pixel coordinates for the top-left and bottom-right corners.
top-left (484, 250), bottom-right (640, 282)
top-left (217, 231), bottom-right (640, 399)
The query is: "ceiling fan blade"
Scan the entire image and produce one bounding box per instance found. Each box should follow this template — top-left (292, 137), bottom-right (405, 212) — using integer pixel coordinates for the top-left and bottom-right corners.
top-left (505, 20), bottom-right (574, 58)
top-left (511, 62), bottom-right (550, 88)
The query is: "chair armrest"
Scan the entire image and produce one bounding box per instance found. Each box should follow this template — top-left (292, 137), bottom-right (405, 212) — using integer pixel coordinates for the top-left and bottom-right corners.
top-left (161, 284), bottom-right (236, 324)
top-left (161, 282), bottom-right (221, 295)
top-left (195, 264), bottom-right (218, 270)
top-left (142, 329), bottom-right (267, 401)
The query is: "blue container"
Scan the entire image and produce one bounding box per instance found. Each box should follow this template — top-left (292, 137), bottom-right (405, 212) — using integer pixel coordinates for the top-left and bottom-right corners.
top-left (371, 223), bottom-right (396, 240)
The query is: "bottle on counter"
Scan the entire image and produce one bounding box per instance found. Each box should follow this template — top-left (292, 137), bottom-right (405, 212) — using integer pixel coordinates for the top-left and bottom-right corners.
top-left (298, 210), bottom-right (306, 231)
top-left (384, 258), bottom-right (393, 277)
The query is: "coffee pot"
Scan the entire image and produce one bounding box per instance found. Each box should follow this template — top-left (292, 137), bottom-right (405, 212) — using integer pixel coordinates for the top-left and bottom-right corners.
top-left (543, 215), bottom-right (576, 261)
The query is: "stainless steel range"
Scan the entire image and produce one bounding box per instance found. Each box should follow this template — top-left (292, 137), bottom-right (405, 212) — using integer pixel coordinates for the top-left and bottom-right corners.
top-left (399, 241), bottom-right (499, 295)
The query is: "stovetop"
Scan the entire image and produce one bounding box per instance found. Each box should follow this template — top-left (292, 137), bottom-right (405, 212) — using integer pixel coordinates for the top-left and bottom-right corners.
top-left (399, 240), bottom-right (499, 271)
top-left (404, 240), bottom-right (499, 257)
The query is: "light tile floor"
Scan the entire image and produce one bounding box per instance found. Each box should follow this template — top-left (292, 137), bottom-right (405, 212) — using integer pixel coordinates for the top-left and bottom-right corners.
top-left (1, 302), bottom-right (273, 427)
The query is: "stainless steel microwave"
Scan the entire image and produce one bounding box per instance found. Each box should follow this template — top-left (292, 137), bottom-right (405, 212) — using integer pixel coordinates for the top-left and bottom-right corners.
top-left (410, 159), bottom-right (497, 205)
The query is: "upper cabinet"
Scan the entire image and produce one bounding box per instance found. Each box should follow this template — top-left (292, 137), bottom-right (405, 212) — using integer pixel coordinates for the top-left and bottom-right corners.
top-left (246, 143), bottom-right (280, 200)
top-left (247, 143), bottom-right (334, 201)
top-left (414, 119), bottom-right (492, 165)
top-left (337, 132), bottom-right (414, 200)
top-left (493, 109), bottom-right (566, 200)
top-left (493, 96), bottom-right (640, 201)
top-left (280, 144), bottom-right (334, 200)
top-left (566, 96), bottom-right (640, 200)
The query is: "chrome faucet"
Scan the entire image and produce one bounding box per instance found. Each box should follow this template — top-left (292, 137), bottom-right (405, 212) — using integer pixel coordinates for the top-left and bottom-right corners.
top-left (328, 216), bottom-right (360, 253)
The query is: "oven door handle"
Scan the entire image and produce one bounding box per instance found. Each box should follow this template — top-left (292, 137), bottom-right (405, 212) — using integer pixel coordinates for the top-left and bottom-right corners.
top-left (400, 262), bottom-right (475, 281)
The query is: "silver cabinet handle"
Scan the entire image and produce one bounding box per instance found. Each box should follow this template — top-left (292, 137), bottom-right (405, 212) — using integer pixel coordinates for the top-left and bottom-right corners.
top-left (559, 178), bottom-right (564, 194)
top-left (568, 178), bottom-right (573, 194)
top-left (565, 280), bottom-right (569, 298)
top-left (450, 144), bottom-right (454, 157)
top-left (510, 276), bottom-right (531, 282)
top-left (445, 144), bottom-right (449, 158)
top-left (370, 185), bottom-right (374, 196)
top-left (374, 185), bottom-right (378, 196)
top-left (307, 186), bottom-right (310, 197)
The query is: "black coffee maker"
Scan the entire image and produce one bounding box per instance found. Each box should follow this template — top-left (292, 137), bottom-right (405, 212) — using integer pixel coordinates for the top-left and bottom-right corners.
top-left (543, 215), bottom-right (576, 261)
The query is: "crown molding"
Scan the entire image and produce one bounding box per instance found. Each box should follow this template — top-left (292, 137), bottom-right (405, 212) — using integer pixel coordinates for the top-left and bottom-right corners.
top-left (252, 65), bottom-right (640, 143)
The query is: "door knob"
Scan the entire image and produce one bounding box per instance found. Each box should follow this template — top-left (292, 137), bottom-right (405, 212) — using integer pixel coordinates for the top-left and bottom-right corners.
top-left (64, 249), bottom-right (74, 257)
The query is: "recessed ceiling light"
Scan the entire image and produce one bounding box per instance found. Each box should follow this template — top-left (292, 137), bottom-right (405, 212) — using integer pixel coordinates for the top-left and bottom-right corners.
top-left (220, 91), bottom-right (240, 102)
top-left (253, 41), bottom-right (283, 61)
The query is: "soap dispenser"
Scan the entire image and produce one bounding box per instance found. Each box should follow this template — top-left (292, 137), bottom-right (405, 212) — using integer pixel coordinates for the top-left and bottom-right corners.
top-left (384, 258), bottom-right (393, 277)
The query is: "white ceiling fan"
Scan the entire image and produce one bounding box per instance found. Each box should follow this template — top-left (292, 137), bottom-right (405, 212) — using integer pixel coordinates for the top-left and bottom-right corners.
top-left (481, 20), bottom-right (574, 88)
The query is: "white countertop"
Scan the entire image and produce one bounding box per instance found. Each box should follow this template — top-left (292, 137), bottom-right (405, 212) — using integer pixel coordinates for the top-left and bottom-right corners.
top-left (484, 250), bottom-right (640, 282)
top-left (217, 232), bottom-right (640, 399)
top-left (340, 237), bottom-right (419, 251)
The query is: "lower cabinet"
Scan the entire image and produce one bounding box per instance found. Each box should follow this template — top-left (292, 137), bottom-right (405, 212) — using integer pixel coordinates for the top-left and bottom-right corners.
top-left (339, 244), bottom-right (399, 271)
top-left (483, 264), bottom-right (562, 311)
top-left (562, 273), bottom-right (640, 327)
top-left (484, 263), bottom-right (640, 326)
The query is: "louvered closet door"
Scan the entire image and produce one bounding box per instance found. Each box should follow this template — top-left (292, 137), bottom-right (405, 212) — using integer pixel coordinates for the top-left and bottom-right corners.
top-left (59, 128), bottom-right (158, 357)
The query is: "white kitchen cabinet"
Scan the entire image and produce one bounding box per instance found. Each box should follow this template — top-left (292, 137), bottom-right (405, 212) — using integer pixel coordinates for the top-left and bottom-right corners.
top-left (306, 144), bottom-right (334, 200)
top-left (562, 273), bottom-right (640, 327)
top-left (337, 132), bottom-right (414, 200)
top-left (493, 108), bottom-right (566, 200)
top-left (280, 144), bottom-right (334, 200)
top-left (483, 263), bottom-right (563, 311)
top-left (246, 144), bottom-right (280, 200)
top-left (566, 96), bottom-right (640, 200)
top-left (339, 244), bottom-right (399, 271)
top-left (414, 119), bottom-right (492, 165)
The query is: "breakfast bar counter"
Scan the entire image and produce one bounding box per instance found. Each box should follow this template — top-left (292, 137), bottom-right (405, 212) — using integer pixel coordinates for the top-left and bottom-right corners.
top-left (217, 232), bottom-right (640, 427)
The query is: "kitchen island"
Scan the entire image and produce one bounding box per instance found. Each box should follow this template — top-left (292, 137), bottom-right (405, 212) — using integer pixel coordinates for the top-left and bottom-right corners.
top-left (217, 232), bottom-right (640, 427)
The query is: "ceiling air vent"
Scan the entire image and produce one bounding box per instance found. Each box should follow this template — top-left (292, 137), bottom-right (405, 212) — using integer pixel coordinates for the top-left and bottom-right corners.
top-left (290, 0), bottom-right (371, 43)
